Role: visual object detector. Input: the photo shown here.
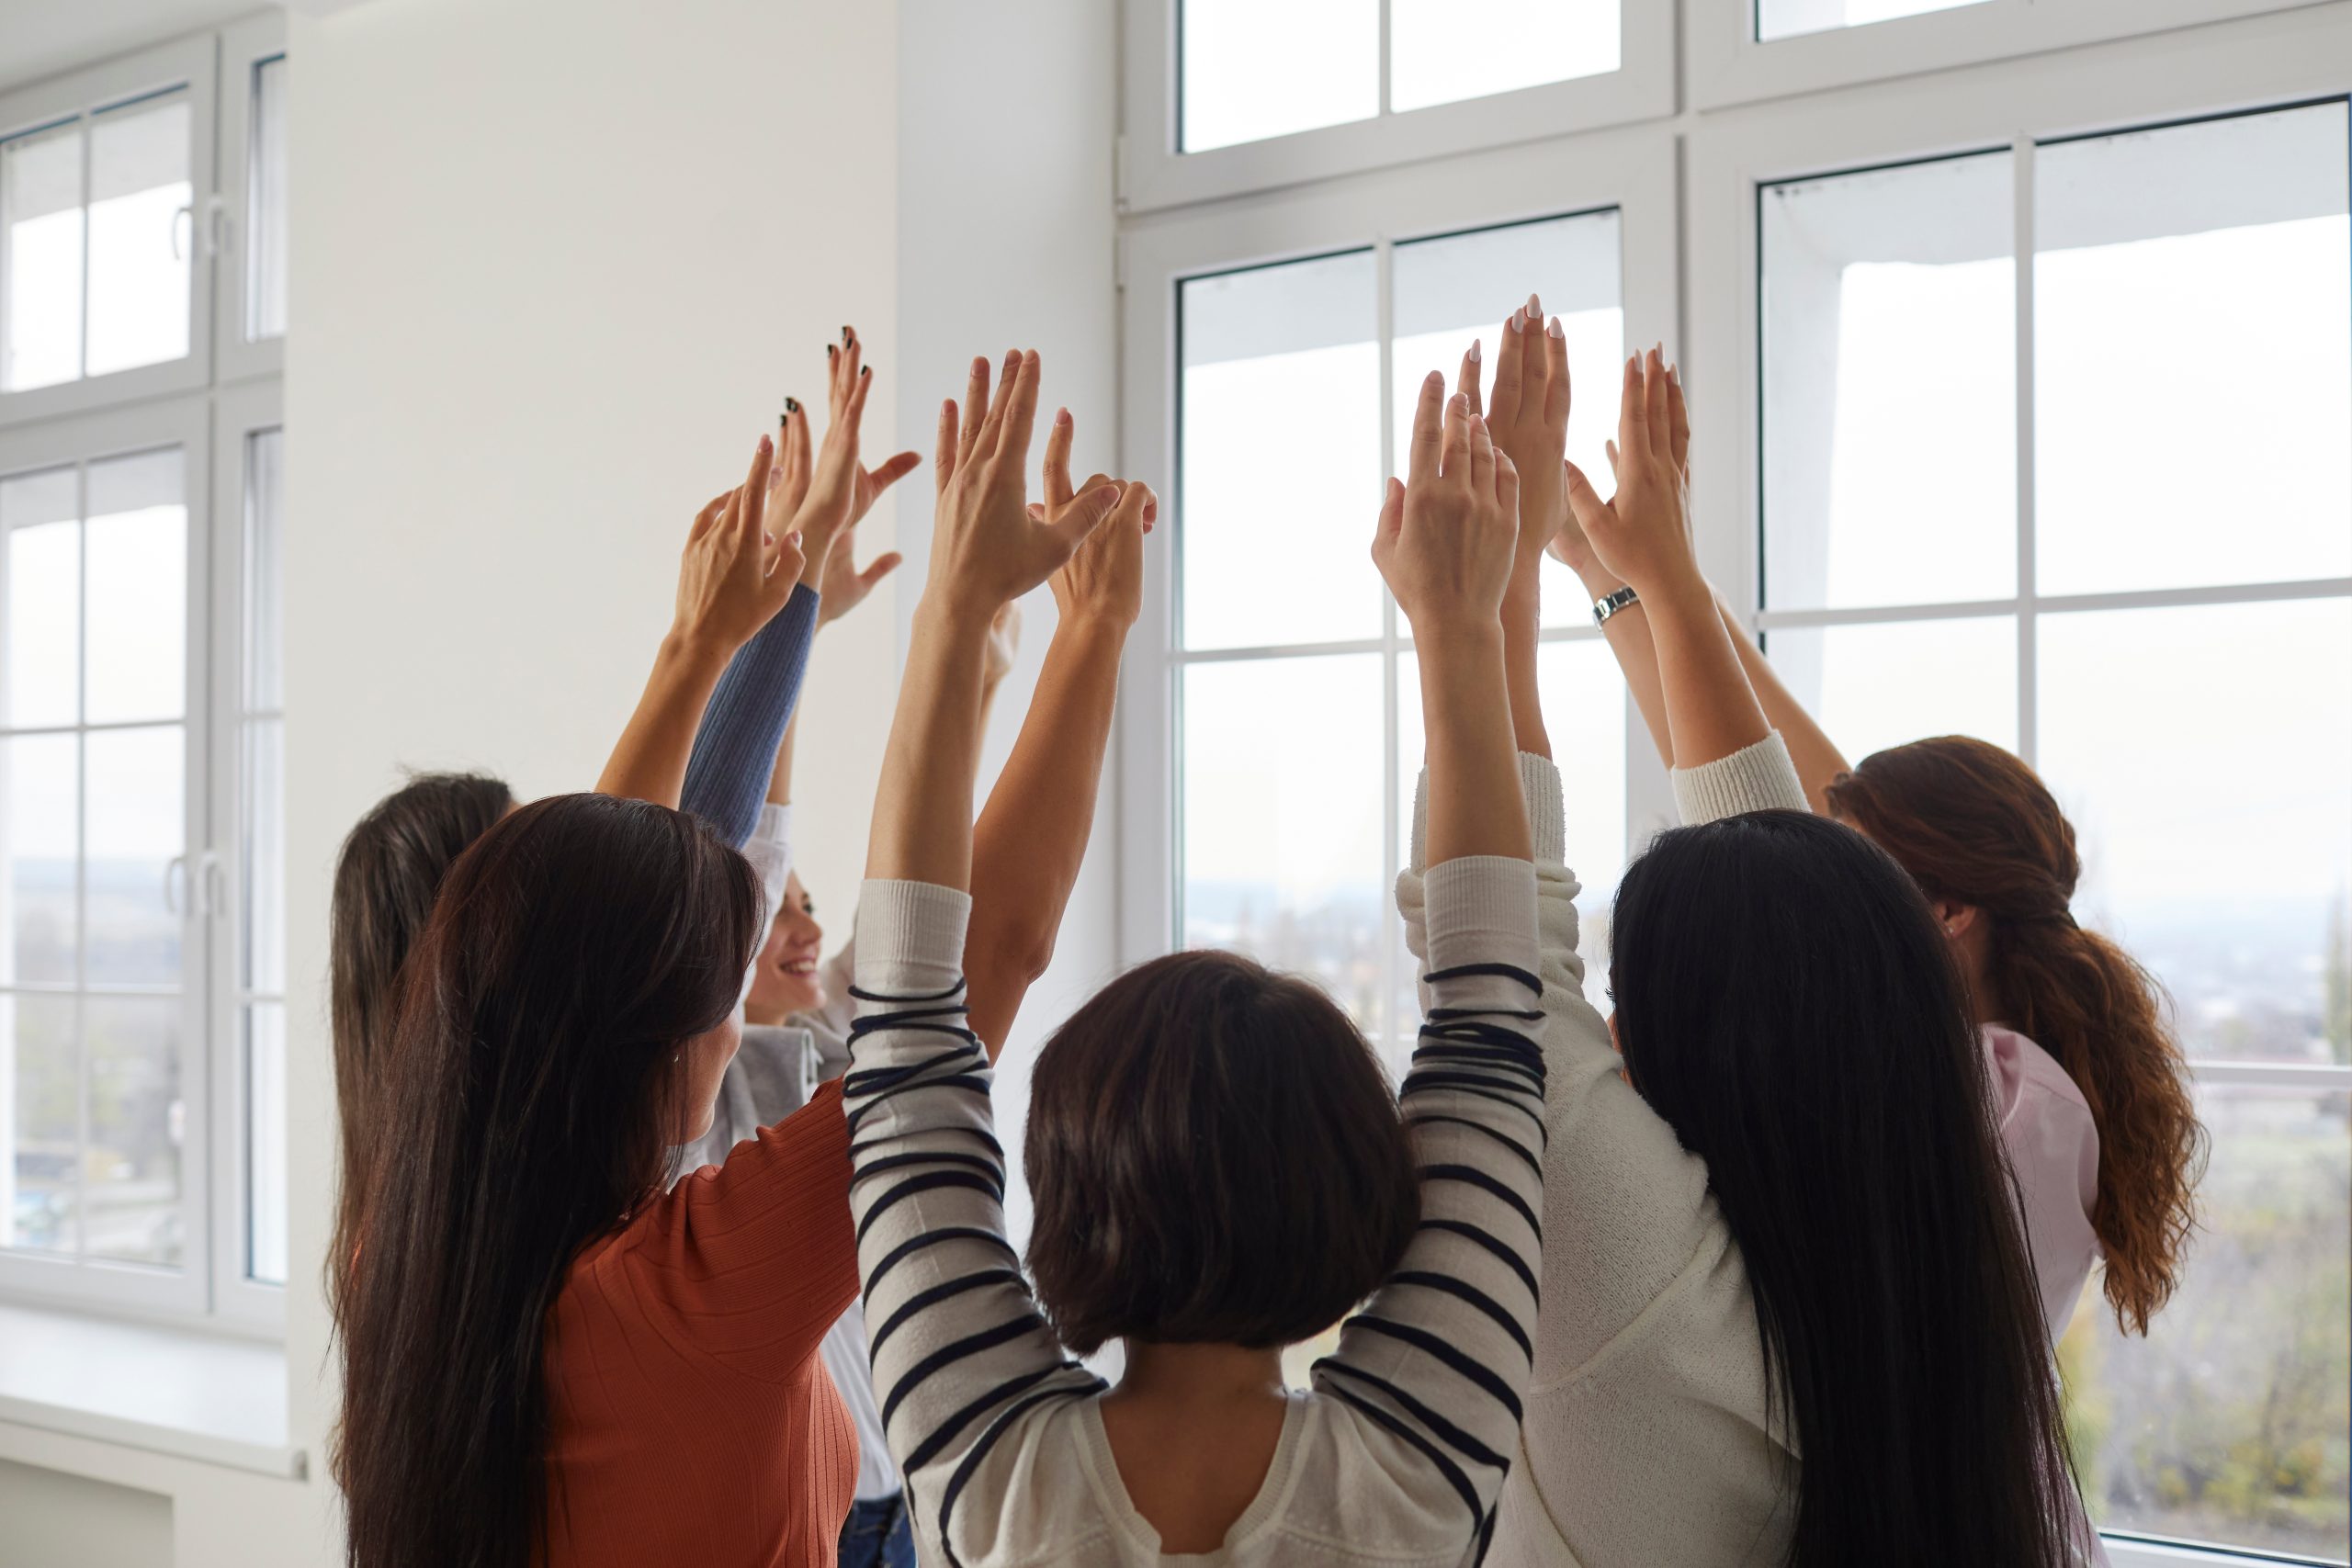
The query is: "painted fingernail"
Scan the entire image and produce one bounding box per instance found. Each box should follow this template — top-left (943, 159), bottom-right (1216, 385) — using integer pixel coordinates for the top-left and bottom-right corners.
top-left (828, 344), bottom-right (838, 359)
top-left (1528, 291), bottom-right (1542, 316)
top-left (785, 396), bottom-right (801, 414)
top-left (842, 326), bottom-right (853, 344)
top-left (1548, 317), bottom-right (1565, 340)
top-left (1056, 406), bottom-right (1072, 425)
top-left (860, 365), bottom-right (870, 378)
top-left (1467, 338), bottom-right (1481, 363)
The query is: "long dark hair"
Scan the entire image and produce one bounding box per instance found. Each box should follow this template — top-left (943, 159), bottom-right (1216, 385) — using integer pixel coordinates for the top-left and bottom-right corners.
top-left (334, 793), bottom-right (760, 1568)
top-left (1611, 809), bottom-right (2080, 1565)
top-left (327, 771), bottom-right (514, 1320)
top-left (1827, 736), bottom-right (2204, 1334)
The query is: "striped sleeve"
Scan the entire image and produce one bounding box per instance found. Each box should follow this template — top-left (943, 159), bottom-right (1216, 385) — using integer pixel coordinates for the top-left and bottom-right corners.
top-left (1669, 730), bottom-right (1806, 825)
top-left (1314, 852), bottom-right (1545, 1562)
top-left (842, 878), bottom-right (1102, 1568)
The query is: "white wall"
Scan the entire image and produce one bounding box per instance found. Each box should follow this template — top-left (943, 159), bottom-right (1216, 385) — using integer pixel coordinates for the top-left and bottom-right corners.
top-left (895, 0), bottom-right (1124, 1235)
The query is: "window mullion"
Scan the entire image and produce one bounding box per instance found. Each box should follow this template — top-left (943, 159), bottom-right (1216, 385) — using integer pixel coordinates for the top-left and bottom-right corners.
top-left (2012, 132), bottom-right (2039, 768)
top-left (1376, 0), bottom-right (1393, 120)
top-left (1376, 235), bottom-right (1400, 1065)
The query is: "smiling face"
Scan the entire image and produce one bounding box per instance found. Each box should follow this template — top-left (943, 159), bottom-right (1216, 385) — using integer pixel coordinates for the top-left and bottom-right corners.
top-left (744, 872), bottom-right (826, 1024)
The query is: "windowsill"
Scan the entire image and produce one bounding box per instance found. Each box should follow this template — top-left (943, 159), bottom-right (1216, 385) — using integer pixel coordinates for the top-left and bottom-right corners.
top-left (0, 1301), bottom-right (302, 1478)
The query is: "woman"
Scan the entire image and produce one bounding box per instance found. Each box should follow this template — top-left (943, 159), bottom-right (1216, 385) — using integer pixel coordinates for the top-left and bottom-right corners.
top-left (1524, 341), bottom-right (2199, 1338)
top-left (842, 352), bottom-right (1552, 1566)
top-left (337, 428), bottom-right (865, 1568)
top-left (325, 328), bottom-right (912, 1326)
top-left (1453, 339), bottom-right (2086, 1563)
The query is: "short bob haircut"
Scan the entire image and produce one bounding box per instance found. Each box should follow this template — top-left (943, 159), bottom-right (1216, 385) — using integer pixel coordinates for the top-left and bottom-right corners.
top-left (1023, 949), bottom-right (1418, 1356)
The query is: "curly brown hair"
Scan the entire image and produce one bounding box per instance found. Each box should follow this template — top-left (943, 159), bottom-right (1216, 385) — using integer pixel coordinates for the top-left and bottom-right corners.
top-left (1826, 735), bottom-right (2206, 1335)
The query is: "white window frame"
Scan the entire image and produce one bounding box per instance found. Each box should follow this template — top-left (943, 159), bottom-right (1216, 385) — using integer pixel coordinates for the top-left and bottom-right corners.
top-left (0, 19), bottom-right (286, 1337)
top-left (1690, 0), bottom-right (2339, 112)
top-left (0, 36), bottom-right (220, 428)
top-left (1118, 0), bottom-right (1675, 213)
top-left (0, 393), bottom-right (215, 1322)
top-left (1115, 126), bottom-right (1680, 971)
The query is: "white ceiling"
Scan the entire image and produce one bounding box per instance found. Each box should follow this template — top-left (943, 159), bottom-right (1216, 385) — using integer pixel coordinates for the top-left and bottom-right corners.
top-left (0, 0), bottom-right (266, 95)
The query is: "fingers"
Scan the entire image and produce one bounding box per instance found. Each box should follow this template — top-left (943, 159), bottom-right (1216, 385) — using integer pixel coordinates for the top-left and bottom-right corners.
top-left (1668, 363), bottom-right (1690, 477)
top-left (831, 326), bottom-right (863, 418)
top-left (973, 349), bottom-right (1022, 458)
top-left (783, 403), bottom-right (812, 491)
top-left (738, 433), bottom-right (775, 545)
top-left (1374, 475), bottom-right (1405, 551)
top-left (1517, 294), bottom-right (1545, 420)
top-left (1563, 458), bottom-right (1610, 534)
top-left (1104, 479), bottom-right (1154, 537)
top-left (1489, 312), bottom-right (1524, 424)
top-left (993, 350), bottom-right (1042, 464)
top-left (957, 356), bottom-right (990, 461)
top-left (1605, 438), bottom-right (1620, 480)
top-left (1041, 479), bottom-right (1124, 556)
top-left (1440, 390), bottom-right (1471, 483)
top-left (689, 489), bottom-right (733, 543)
top-left (843, 355), bottom-right (874, 426)
top-left (1495, 447), bottom-right (1521, 536)
top-left (1407, 371), bottom-right (1445, 487)
top-left (857, 551), bottom-right (903, 592)
top-left (1468, 410), bottom-right (1496, 498)
top-left (1617, 354), bottom-right (1646, 472)
top-left (934, 399), bottom-right (960, 492)
top-left (869, 449), bottom-right (922, 498)
top-left (1459, 338), bottom-right (1484, 419)
top-left (1644, 346), bottom-right (1670, 463)
top-left (1542, 315), bottom-right (1570, 433)
top-left (1043, 406), bottom-right (1076, 511)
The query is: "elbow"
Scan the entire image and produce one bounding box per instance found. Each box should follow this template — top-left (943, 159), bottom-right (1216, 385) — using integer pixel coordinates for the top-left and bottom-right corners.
top-left (971, 922), bottom-right (1058, 994)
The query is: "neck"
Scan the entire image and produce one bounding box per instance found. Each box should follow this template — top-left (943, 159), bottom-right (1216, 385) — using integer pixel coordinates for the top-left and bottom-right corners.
top-left (743, 1002), bottom-right (788, 1028)
top-left (1113, 1341), bottom-right (1286, 1406)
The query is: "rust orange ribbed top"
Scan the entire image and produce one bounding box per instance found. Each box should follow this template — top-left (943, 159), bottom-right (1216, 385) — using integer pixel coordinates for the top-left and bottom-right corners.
top-left (540, 1079), bottom-right (861, 1566)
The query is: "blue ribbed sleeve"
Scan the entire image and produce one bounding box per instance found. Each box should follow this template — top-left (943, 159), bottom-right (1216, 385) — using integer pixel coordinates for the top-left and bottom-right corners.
top-left (679, 584), bottom-right (820, 849)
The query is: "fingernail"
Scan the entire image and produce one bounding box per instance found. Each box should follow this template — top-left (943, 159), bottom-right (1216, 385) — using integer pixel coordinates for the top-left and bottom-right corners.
top-left (1548, 317), bottom-right (1565, 340)
top-left (842, 326), bottom-right (853, 345)
top-left (828, 344), bottom-right (838, 359)
top-left (860, 365), bottom-right (870, 378)
top-left (1425, 369), bottom-right (1442, 384)
top-left (785, 396), bottom-right (801, 414)
top-left (1510, 309), bottom-right (1524, 333)
top-left (1528, 291), bottom-right (1541, 316)
top-left (1056, 406), bottom-right (1071, 425)
top-left (1004, 350), bottom-right (1021, 372)
top-left (759, 433), bottom-right (773, 454)
top-left (1467, 338), bottom-right (1481, 363)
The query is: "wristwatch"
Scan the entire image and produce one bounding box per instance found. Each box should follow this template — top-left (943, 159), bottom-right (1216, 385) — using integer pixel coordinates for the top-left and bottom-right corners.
top-left (1592, 586), bottom-right (1641, 627)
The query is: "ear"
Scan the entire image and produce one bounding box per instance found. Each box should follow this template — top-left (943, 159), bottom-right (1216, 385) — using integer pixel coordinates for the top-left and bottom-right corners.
top-left (1932, 899), bottom-right (1983, 942)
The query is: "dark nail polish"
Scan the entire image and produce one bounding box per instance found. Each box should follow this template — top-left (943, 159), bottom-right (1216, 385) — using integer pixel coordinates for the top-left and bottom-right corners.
top-left (785, 396), bottom-right (801, 414)
top-left (842, 326), bottom-right (853, 345)
top-left (859, 365), bottom-right (870, 378)
top-left (827, 344), bottom-right (838, 359)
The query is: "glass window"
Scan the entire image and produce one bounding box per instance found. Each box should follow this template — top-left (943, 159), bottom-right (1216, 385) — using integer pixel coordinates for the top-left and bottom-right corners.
top-left (2035, 105), bottom-right (2352, 597)
top-left (1, 120), bottom-right (86, 392)
top-left (1764, 616), bottom-right (2018, 763)
top-left (1389, 0), bottom-right (1620, 115)
top-left (240, 428), bottom-right (287, 1285)
top-left (1761, 150), bottom-right (2016, 611)
top-left (1757, 0), bottom-right (1990, 44)
top-left (246, 57), bottom-right (288, 342)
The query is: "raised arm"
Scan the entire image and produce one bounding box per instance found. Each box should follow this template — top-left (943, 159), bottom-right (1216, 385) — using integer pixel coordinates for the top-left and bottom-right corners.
top-left (1467, 293), bottom-right (1570, 760)
top-left (844, 350), bottom-right (1128, 1563)
top-left (597, 434), bottom-right (802, 808)
top-left (1313, 370), bottom-right (1545, 1545)
top-left (676, 326), bottom-right (920, 845)
top-left (965, 407), bottom-right (1156, 1055)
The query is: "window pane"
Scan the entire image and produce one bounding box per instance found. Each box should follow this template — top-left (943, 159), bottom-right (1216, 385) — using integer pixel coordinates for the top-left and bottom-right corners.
top-left (1182, 253), bottom-right (1383, 649)
top-left (1763, 616), bottom-right (2018, 766)
top-left (5, 991), bottom-right (78, 1254)
top-left (6, 465), bottom-right (81, 729)
top-left (1397, 639), bottom-right (1626, 1022)
top-left (4, 733), bottom-right (76, 985)
top-left (246, 1001), bottom-right (287, 1283)
top-left (85, 726), bottom-right (183, 987)
top-left (85, 447), bottom-right (186, 726)
top-left (1390, 0), bottom-right (1619, 114)
top-left (1758, 0), bottom-right (1988, 43)
top-left (2036, 105), bottom-right (2352, 597)
top-left (1393, 214), bottom-right (1624, 629)
top-left (83, 995), bottom-right (180, 1267)
top-left (243, 716), bottom-right (283, 994)
top-left (1762, 152), bottom-right (2015, 610)
top-left (84, 92), bottom-right (191, 379)
top-left (1182, 655), bottom-right (1386, 1036)
top-left (1, 118), bottom-right (85, 392)
top-left (2060, 1085), bottom-right (2349, 1560)
top-left (244, 429), bottom-right (285, 712)
top-left (1182, 0), bottom-right (1376, 152)
top-left (2040, 601), bottom-right (2352, 1065)
top-left (247, 57), bottom-right (288, 341)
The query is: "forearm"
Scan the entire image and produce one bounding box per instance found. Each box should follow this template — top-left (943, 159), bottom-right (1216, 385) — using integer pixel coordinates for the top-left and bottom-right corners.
top-left (1573, 559), bottom-right (1673, 769)
top-left (1419, 626), bottom-right (1532, 865)
top-left (1499, 585), bottom-right (1552, 761)
top-left (1713, 592), bottom-right (1849, 814)
top-left (865, 600), bottom-right (991, 889)
top-left (679, 585), bottom-right (822, 846)
top-left (965, 615), bottom-right (1124, 1056)
top-left (597, 632), bottom-right (734, 808)
top-left (1645, 571), bottom-right (1770, 771)
top-left (769, 713), bottom-right (797, 807)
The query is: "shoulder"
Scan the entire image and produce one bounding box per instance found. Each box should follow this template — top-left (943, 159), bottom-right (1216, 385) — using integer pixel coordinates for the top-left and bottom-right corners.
top-left (944, 1396), bottom-right (1126, 1567)
top-left (1982, 1025), bottom-right (2095, 1125)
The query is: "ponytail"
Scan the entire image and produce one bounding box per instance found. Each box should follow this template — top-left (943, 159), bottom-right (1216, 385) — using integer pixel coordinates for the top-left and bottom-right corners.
top-left (1826, 737), bottom-right (2207, 1334)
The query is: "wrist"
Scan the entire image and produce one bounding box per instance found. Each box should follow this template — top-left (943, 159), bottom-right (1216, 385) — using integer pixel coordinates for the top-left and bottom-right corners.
top-left (1056, 607), bottom-right (1136, 646)
top-left (914, 587), bottom-right (1003, 644)
top-left (659, 623), bottom-right (738, 673)
top-left (1410, 615), bottom-right (1506, 663)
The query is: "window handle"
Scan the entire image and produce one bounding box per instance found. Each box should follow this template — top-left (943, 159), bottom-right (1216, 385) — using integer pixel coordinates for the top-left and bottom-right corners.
top-left (172, 202), bottom-right (195, 261)
top-left (164, 853), bottom-right (190, 916)
top-left (198, 850), bottom-right (226, 918)
top-left (206, 194), bottom-right (231, 261)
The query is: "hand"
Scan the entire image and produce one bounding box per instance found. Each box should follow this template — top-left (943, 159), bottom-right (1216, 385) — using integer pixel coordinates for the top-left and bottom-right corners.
top-left (1372, 371), bottom-right (1520, 636)
top-left (1564, 348), bottom-right (1698, 600)
top-left (1551, 354), bottom-right (1690, 577)
top-left (1464, 292), bottom-right (1569, 583)
top-left (1031, 406), bottom-right (1156, 632)
top-left (982, 600), bottom-right (1023, 690)
top-left (924, 350), bottom-right (1124, 626)
top-left (672, 434), bottom-right (805, 654)
top-left (792, 325), bottom-right (922, 590)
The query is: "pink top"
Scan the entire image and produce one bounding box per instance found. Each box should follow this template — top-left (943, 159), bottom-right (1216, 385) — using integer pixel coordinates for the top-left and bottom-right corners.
top-left (1983, 1024), bottom-right (2102, 1338)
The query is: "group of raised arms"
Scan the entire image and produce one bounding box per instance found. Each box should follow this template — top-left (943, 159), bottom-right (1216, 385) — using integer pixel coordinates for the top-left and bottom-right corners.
top-left (324, 307), bottom-right (2205, 1568)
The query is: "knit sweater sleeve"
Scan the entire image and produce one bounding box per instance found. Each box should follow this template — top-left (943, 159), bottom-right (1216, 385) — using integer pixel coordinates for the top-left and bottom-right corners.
top-left (1402, 755), bottom-right (1719, 1379)
top-left (842, 879), bottom-right (1102, 1565)
top-left (679, 584), bottom-right (820, 848)
top-left (1669, 731), bottom-right (1806, 825)
top-left (1313, 852), bottom-right (1548, 1553)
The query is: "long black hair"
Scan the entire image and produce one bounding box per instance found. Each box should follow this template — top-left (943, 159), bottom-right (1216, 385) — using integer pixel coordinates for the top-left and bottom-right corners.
top-left (1611, 808), bottom-right (2080, 1565)
top-left (334, 793), bottom-right (760, 1568)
